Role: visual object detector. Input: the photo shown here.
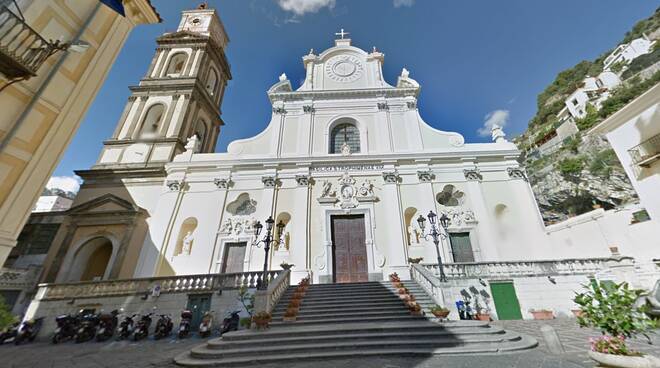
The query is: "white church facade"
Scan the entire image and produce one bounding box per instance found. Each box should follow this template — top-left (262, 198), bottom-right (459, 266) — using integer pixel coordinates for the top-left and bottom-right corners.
top-left (37, 7), bottom-right (657, 289)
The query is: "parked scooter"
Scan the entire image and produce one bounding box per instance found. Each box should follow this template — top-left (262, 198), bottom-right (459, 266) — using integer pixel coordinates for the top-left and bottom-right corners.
top-left (132, 313), bottom-right (153, 341)
top-left (75, 310), bottom-right (100, 343)
top-left (153, 314), bottom-right (173, 340)
top-left (116, 313), bottom-right (137, 341)
top-left (0, 321), bottom-right (20, 344)
top-left (199, 311), bottom-right (214, 338)
top-left (52, 312), bottom-right (81, 344)
top-left (219, 310), bottom-right (239, 336)
top-left (96, 310), bottom-right (119, 342)
top-left (14, 317), bottom-right (44, 345)
top-left (178, 309), bottom-right (193, 338)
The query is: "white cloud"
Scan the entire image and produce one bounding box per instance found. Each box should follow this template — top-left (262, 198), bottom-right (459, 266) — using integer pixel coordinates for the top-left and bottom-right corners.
top-left (46, 176), bottom-right (82, 193)
top-left (393, 0), bottom-right (415, 8)
top-left (478, 109), bottom-right (510, 137)
top-left (277, 0), bottom-right (336, 16)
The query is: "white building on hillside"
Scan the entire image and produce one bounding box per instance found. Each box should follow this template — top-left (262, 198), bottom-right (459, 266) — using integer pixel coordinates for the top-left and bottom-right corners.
top-left (565, 71), bottom-right (621, 120)
top-left (604, 35), bottom-right (656, 71)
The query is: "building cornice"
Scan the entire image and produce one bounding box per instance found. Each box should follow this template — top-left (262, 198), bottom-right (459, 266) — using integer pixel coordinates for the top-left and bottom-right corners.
top-left (268, 87), bottom-right (420, 103)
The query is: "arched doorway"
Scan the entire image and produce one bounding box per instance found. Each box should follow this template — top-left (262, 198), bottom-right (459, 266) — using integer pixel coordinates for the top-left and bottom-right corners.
top-left (69, 237), bottom-right (114, 281)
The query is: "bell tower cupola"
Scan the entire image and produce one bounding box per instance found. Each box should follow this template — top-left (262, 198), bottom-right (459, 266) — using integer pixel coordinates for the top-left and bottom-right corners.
top-left (95, 4), bottom-right (231, 169)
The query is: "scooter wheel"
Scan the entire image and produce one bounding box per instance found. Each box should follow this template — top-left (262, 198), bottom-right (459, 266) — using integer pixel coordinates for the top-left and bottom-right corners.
top-left (52, 334), bottom-right (60, 344)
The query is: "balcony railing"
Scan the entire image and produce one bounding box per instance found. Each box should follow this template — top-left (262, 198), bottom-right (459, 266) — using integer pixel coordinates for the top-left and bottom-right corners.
top-left (629, 133), bottom-right (660, 168)
top-left (36, 270), bottom-right (281, 301)
top-left (0, 5), bottom-right (59, 79)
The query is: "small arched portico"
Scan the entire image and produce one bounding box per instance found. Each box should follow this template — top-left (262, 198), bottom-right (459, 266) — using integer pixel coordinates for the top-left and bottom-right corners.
top-left (65, 236), bottom-right (116, 282)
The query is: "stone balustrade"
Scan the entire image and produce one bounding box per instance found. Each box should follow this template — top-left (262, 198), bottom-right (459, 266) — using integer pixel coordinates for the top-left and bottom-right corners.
top-left (253, 269), bottom-right (291, 314)
top-left (36, 270), bottom-right (280, 301)
top-left (422, 258), bottom-right (613, 279)
top-left (0, 266), bottom-right (41, 290)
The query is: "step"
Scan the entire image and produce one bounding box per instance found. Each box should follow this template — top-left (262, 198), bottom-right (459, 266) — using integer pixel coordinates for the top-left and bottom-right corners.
top-left (175, 336), bottom-right (538, 367)
top-left (220, 320), bottom-right (491, 341)
top-left (272, 304), bottom-right (407, 316)
top-left (280, 290), bottom-right (399, 300)
top-left (270, 314), bottom-right (427, 326)
top-left (276, 309), bottom-right (412, 322)
top-left (208, 325), bottom-right (507, 349)
top-left (191, 331), bottom-right (525, 359)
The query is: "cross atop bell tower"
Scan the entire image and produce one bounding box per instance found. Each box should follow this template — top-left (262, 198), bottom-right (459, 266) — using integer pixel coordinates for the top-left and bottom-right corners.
top-left (94, 5), bottom-right (232, 170)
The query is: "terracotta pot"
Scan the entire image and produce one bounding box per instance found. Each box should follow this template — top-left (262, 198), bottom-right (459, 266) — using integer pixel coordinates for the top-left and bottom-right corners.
top-left (571, 309), bottom-right (583, 318)
top-left (432, 310), bottom-right (450, 318)
top-left (399, 294), bottom-right (410, 301)
top-left (588, 351), bottom-right (660, 368)
top-left (410, 310), bottom-right (423, 316)
top-left (253, 318), bottom-right (271, 329)
top-left (476, 313), bottom-right (490, 321)
top-left (531, 310), bottom-right (554, 320)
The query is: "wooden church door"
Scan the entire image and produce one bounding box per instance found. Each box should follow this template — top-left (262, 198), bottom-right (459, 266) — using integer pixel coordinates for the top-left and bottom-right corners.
top-left (331, 215), bottom-right (368, 283)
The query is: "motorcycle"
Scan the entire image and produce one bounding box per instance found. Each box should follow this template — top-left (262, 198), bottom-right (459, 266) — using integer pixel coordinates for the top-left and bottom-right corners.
top-left (75, 311), bottom-right (100, 343)
top-left (96, 310), bottom-right (119, 342)
top-left (153, 314), bottom-right (173, 340)
top-left (116, 313), bottom-right (137, 341)
top-left (178, 309), bottom-right (193, 338)
top-left (199, 311), bottom-right (215, 338)
top-left (220, 310), bottom-right (239, 336)
top-left (0, 321), bottom-right (20, 344)
top-left (52, 313), bottom-right (81, 344)
top-left (14, 317), bottom-right (44, 345)
top-left (132, 313), bottom-right (153, 341)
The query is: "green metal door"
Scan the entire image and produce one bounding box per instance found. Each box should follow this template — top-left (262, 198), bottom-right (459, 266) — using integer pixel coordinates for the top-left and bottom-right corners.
top-left (187, 293), bottom-right (212, 330)
top-left (490, 282), bottom-right (522, 320)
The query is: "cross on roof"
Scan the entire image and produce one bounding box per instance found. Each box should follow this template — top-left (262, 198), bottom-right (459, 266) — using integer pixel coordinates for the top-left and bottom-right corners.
top-left (335, 28), bottom-right (349, 39)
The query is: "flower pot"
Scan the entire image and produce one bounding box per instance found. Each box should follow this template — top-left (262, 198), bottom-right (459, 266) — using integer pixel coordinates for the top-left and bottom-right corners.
top-left (571, 309), bottom-right (583, 318)
top-left (399, 294), bottom-right (410, 301)
top-left (432, 310), bottom-right (450, 319)
top-left (253, 318), bottom-right (271, 330)
top-left (588, 351), bottom-right (660, 368)
top-left (476, 313), bottom-right (490, 321)
top-left (531, 310), bottom-right (554, 320)
top-left (410, 310), bottom-right (424, 316)
top-left (282, 316), bottom-right (297, 322)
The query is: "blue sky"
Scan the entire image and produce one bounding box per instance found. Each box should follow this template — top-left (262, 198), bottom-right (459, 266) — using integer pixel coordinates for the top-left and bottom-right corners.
top-left (51, 0), bottom-right (658, 189)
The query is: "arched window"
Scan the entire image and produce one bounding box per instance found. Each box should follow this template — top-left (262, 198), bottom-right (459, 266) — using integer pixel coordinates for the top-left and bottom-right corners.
top-left (206, 68), bottom-right (218, 96)
top-left (165, 52), bottom-right (187, 76)
top-left (139, 104), bottom-right (165, 137)
top-left (330, 122), bottom-right (360, 154)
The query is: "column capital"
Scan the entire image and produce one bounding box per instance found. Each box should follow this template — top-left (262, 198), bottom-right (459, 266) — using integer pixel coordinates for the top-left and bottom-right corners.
top-left (295, 174), bottom-right (312, 186)
top-left (464, 168), bottom-right (482, 181)
top-left (382, 171), bottom-right (400, 184)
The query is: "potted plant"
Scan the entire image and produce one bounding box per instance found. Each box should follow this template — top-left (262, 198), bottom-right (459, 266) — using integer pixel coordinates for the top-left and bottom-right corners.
top-left (280, 262), bottom-right (294, 270)
top-left (530, 309), bottom-right (554, 320)
top-left (239, 317), bottom-right (252, 330)
top-left (430, 305), bottom-right (450, 319)
top-left (574, 280), bottom-right (659, 367)
top-left (408, 257), bottom-right (423, 264)
top-left (288, 299), bottom-right (301, 308)
top-left (252, 311), bottom-right (272, 330)
top-left (408, 303), bottom-right (423, 316)
top-left (571, 309), bottom-right (583, 318)
top-left (389, 273), bottom-right (400, 283)
top-left (474, 297), bottom-right (491, 321)
top-left (283, 307), bottom-right (297, 322)
top-left (392, 281), bottom-right (404, 289)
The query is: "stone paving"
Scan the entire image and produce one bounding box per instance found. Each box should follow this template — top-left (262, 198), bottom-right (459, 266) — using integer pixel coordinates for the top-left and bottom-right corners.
top-left (0, 319), bottom-right (658, 367)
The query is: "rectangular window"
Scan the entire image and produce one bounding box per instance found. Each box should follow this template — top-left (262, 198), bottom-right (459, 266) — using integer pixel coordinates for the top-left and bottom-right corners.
top-left (449, 232), bottom-right (474, 262)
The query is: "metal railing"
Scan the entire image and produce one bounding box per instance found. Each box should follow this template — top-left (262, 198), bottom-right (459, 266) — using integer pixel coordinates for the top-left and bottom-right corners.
top-left (0, 5), bottom-right (56, 78)
top-left (36, 270), bottom-right (281, 301)
top-left (628, 133), bottom-right (660, 167)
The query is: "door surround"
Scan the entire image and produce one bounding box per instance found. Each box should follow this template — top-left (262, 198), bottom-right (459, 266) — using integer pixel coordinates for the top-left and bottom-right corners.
top-left (317, 207), bottom-right (384, 283)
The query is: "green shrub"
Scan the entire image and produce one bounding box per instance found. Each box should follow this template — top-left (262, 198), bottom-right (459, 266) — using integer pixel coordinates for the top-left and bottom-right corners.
top-left (599, 71), bottom-right (660, 120)
top-left (588, 149), bottom-right (619, 178)
top-left (621, 48), bottom-right (660, 80)
top-left (575, 103), bottom-right (601, 131)
top-left (0, 295), bottom-right (16, 330)
top-left (574, 280), bottom-right (656, 353)
top-left (557, 156), bottom-right (584, 183)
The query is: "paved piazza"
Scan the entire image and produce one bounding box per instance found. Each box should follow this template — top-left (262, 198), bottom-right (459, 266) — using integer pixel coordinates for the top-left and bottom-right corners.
top-left (1, 319), bottom-right (658, 367)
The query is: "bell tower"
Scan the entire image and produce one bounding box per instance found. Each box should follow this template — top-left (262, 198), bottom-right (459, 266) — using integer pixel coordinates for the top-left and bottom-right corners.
top-left (95, 5), bottom-right (231, 169)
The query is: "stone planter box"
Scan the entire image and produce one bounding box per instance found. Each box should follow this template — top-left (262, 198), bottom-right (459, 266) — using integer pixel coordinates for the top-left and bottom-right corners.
top-left (530, 310), bottom-right (554, 320)
top-left (588, 351), bottom-right (660, 368)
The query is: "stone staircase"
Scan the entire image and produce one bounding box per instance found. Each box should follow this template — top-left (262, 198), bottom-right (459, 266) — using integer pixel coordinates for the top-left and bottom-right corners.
top-left (175, 281), bottom-right (537, 366)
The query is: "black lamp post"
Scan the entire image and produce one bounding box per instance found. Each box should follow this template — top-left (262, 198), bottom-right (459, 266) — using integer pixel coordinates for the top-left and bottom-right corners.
top-left (417, 210), bottom-right (450, 282)
top-left (253, 216), bottom-right (286, 290)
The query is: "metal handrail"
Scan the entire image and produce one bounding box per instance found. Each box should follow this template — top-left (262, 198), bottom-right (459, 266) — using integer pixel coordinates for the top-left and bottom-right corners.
top-left (628, 132), bottom-right (660, 167)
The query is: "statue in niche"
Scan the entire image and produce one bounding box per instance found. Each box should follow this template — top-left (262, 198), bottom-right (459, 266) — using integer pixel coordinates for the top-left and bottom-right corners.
top-left (407, 225), bottom-right (419, 245)
top-left (320, 180), bottom-right (336, 198)
top-left (181, 231), bottom-right (194, 255)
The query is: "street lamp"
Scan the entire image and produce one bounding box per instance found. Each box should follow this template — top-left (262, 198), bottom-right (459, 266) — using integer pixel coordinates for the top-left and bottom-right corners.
top-left (417, 210), bottom-right (450, 282)
top-left (252, 216), bottom-right (286, 290)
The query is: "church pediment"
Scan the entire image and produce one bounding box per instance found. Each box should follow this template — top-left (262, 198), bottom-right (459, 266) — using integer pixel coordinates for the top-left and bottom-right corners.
top-left (67, 194), bottom-right (142, 216)
top-left (157, 30), bottom-right (208, 42)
